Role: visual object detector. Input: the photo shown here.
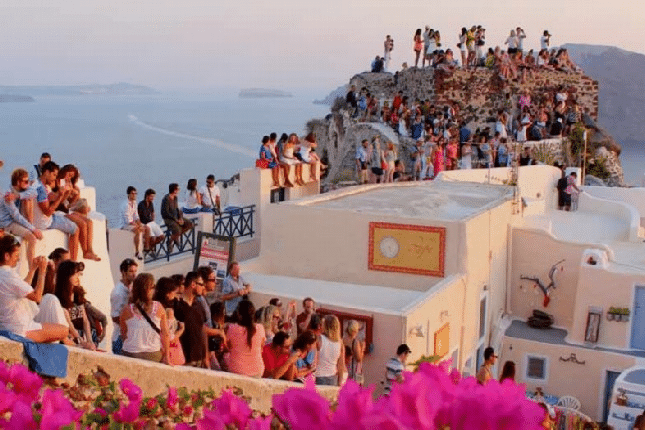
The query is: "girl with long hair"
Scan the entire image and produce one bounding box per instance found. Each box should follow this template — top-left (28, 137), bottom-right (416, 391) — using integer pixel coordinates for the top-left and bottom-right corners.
top-left (226, 300), bottom-right (266, 377)
top-left (120, 273), bottom-right (170, 363)
top-left (315, 315), bottom-right (346, 386)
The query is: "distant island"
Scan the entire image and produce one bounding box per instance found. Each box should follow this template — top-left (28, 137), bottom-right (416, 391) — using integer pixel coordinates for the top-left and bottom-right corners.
top-left (0, 94), bottom-right (34, 103)
top-left (238, 88), bottom-right (293, 98)
top-left (0, 82), bottom-right (157, 97)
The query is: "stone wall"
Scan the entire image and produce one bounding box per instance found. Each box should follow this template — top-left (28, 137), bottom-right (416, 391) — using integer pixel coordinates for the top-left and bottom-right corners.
top-left (0, 338), bottom-right (338, 413)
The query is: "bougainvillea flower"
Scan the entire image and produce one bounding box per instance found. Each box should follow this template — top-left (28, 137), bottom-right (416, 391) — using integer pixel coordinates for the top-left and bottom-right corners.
top-left (40, 389), bottom-right (83, 430)
top-left (0, 386), bottom-right (17, 414)
top-left (211, 389), bottom-right (251, 429)
top-left (166, 386), bottom-right (179, 410)
top-left (113, 399), bottom-right (142, 423)
top-left (195, 409), bottom-right (225, 430)
top-left (272, 376), bottom-right (330, 430)
top-left (247, 415), bottom-right (273, 430)
top-left (6, 400), bottom-right (38, 430)
top-left (331, 379), bottom-right (374, 430)
top-left (119, 379), bottom-right (143, 402)
top-left (8, 364), bottom-right (42, 401)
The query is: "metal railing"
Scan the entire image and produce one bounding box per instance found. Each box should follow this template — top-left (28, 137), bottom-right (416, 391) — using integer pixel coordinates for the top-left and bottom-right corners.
top-left (213, 205), bottom-right (255, 238)
top-left (144, 218), bottom-right (198, 264)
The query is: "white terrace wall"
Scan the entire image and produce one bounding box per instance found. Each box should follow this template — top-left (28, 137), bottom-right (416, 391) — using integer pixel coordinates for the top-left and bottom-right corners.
top-left (500, 335), bottom-right (639, 421)
top-left (584, 186), bottom-right (645, 225)
top-left (569, 256), bottom-right (645, 349)
top-left (257, 189), bottom-right (464, 291)
top-left (509, 228), bottom-right (601, 330)
top-left (438, 165), bottom-right (562, 214)
top-left (577, 192), bottom-right (641, 242)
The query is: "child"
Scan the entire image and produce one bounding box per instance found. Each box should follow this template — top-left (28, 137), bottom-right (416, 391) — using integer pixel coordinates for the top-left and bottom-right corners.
top-left (166, 308), bottom-right (185, 366)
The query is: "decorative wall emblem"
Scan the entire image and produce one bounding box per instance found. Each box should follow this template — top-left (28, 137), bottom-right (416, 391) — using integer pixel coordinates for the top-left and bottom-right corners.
top-left (368, 222), bottom-right (446, 277)
top-left (520, 259), bottom-right (565, 307)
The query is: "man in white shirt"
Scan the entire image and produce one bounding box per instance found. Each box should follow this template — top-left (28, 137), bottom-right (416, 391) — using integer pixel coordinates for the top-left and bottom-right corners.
top-left (0, 235), bottom-right (67, 342)
top-left (199, 175), bottom-right (221, 214)
top-left (120, 186), bottom-right (149, 260)
top-left (110, 258), bottom-right (138, 354)
top-left (541, 30), bottom-right (551, 51)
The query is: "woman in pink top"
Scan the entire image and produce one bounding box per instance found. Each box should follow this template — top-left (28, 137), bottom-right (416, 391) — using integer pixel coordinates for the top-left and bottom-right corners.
top-left (444, 139), bottom-right (458, 171)
top-left (432, 140), bottom-right (445, 177)
top-left (226, 300), bottom-right (266, 377)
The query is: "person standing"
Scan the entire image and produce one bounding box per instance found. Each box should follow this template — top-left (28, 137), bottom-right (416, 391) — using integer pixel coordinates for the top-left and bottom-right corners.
top-left (110, 258), bottom-right (138, 354)
top-left (413, 29), bottom-right (423, 68)
top-left (220, 261), bottom-right (252, 317)
top-left (343, 320), bottom-right (365, 385)
top-left (199, 174), bottom-right (221, 214)
top-left (384, 35), bottom-right (394, 72)
top-left (296, 297), bottom-right (316, 336)
top-left (355, 139), bottom-right (369, 184)
top-left (565, 171), bottom-right (582, 211)
top-left (161, 183), bottom-right (193, 252)
top-left (384, 343), bottom-right (411, 395)
top-left (315, 315), bottom-right (345, 386)
top-left (540, 30), bottom-right (551, 51)
top-left (476, 346), bottom-right (497, 384)
top-left (174, 271), bottom-right (209, 367)
top-left (120, 273), bottom-right (170, 364)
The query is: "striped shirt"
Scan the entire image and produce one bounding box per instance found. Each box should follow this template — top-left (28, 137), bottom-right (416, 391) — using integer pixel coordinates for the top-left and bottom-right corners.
top-left (384, 357), bottom-right (405, 395)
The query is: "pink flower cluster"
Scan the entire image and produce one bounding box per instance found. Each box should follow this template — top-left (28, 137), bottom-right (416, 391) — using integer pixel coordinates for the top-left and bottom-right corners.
top-left (272, 361), bottom-right (546, 430)
top-left (0, 360), bottom-right (545, 430)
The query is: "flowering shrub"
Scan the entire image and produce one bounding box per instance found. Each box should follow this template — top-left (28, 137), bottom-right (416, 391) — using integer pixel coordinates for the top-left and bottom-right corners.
top-left (0, 360), bottom-right (545, 429)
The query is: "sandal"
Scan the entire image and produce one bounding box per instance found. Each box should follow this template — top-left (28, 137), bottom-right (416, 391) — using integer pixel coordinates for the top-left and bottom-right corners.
top-left (84, 252), bottom-right (101, 262)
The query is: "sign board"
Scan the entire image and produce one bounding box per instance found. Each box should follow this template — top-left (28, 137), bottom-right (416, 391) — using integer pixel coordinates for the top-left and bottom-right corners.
top-left (193, 232), bottom-right (236, 288)
top-left (434, 323), bottom-right (450, 358)
top-left (368, 222), bottom-right (446, 277)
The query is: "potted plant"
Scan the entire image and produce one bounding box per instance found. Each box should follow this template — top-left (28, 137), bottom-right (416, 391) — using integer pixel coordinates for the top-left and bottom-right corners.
top-left (607, 307), bottom-right (617, 321)
top-left (620, 308), bottom-right (631, 322)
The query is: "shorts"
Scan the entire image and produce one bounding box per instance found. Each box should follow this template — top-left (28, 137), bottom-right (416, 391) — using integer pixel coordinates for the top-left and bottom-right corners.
top-left (563, 193), bottom-right (572, 207)
top-left (50, 214), bottom-right (77, 235)
top-left (371, 167), bottom-right (384, 176)
top-left (4, 222), bottom-right (31, 238)
top-left (146, 222), bottom-right (164, 237)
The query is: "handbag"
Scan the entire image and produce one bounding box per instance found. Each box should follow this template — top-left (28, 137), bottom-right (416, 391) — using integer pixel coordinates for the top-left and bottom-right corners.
top-left (168, 338), bottom-right (185, 365)
top-left (255, 159), bottom-right (270, 169)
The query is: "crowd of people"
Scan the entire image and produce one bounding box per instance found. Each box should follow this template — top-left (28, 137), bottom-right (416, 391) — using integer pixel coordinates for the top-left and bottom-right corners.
top-left (108, 259), bottom-right (368, 386)
top-left (347, 70), bottom-right (594, 182)
top-left (255, 132), bottom-right (326, 187)
top-left (118, 176), bottom-right (221, 259)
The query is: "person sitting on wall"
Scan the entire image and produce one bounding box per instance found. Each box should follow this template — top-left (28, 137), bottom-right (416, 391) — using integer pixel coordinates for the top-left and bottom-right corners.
top-left (0, 235), bottom-right (68, 343)
top-left (199, 174), bottom-right (221, 215)
top-left (137, 189), bottom-right (165, 251)
top-left (0, 170), bottom-right (43, 272)
top-left (34, 161), bottom-right (80, 261)
top-left (183, 179), bottom-right (211, 215)
top-left (161, 183), bottom-right (194, 253)
top-left (120, 186), bottom-right (149, 260)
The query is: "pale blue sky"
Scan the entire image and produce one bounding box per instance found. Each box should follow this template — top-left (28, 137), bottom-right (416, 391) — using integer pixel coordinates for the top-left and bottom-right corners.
top-left (0, 0), bottom-right (642, 92)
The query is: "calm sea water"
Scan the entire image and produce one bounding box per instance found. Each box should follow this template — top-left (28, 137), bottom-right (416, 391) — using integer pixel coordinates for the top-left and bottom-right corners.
top-left (0, 93), bottom-right (329, 226)
top-left (0, 94), bottom-right (642, 226)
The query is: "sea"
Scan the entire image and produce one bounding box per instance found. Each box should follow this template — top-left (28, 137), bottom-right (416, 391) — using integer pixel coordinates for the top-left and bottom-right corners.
top-left (0, 92), bottom-right (330, 226)
top-left (0, 93), bottom-right (642, 227)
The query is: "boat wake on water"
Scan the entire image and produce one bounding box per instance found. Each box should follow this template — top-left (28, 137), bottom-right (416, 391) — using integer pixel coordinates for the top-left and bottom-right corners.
top-left (127, 114), bottom-right (256, 158)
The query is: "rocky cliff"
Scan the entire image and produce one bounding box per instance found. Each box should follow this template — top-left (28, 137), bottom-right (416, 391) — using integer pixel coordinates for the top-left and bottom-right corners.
top-left (308, 67), bottom-right (625, 187)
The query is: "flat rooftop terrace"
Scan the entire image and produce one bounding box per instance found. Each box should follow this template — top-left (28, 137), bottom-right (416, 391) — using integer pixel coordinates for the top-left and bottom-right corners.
top-left (301, 181), bottom-right (513, 221)
top-left (523, 210), bottom-right (631, 243)
top-left (244, 272), bottom-right (429, 314)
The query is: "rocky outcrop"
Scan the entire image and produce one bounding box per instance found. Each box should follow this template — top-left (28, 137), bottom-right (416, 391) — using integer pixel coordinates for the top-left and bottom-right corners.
top-left (310, 67), bottom-right (624, 187)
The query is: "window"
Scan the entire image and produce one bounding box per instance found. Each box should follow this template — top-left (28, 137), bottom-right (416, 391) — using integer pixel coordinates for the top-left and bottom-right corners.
top-left (479, 296), bottom-right (487, 340)
top-left (525, 355), bottom-right (549, 382)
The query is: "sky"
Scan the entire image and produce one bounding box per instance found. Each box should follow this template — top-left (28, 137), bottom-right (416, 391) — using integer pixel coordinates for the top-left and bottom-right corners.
top-left (1, 0), bottom-right (643, 93)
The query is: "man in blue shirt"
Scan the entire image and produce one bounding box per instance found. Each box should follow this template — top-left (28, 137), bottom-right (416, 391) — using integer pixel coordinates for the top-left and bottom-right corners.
top-left (459, 122), bottom-right (471, 144)
top-left (220, 261), bottom-right (252, 317)
top-left (0, 167), bottom-right (43, 271)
